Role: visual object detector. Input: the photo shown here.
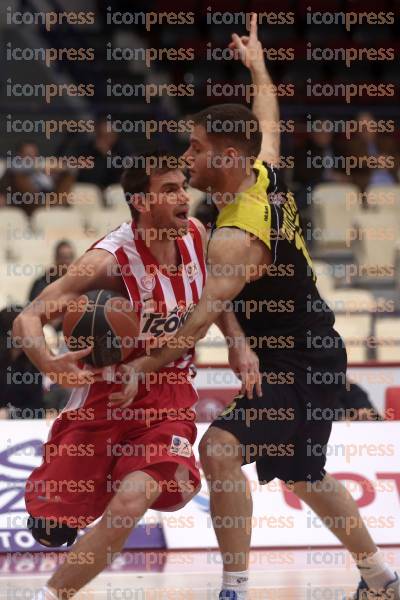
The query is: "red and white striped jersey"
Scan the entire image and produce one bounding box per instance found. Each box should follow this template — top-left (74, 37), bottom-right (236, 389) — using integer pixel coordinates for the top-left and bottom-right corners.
top-left (93, 218), bottom-right (206, 370)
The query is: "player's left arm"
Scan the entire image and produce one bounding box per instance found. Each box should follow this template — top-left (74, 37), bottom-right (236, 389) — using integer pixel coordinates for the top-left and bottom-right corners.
top-left (230, 13), bottom-right (280, 166)
top-left (109, 228), bottom-right (269, 405)
top-left (215, 310), bottom-right (261, 397)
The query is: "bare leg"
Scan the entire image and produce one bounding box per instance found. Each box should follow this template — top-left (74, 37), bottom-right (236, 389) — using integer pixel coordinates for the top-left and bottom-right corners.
top-left (292, 474), bottom-right (376, 558)
top-left (200, 426), bottom-right (252, 572)
top-left (47, 471), bottom-right (160, 599)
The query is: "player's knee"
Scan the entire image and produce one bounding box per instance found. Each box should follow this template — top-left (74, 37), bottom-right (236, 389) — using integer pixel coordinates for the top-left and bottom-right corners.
top-left (199, 429), bottom-right (242, 474)
top-left (108, 488), bottom-right (152, 524)
top-left (109, 492), bottom-right (146, 520)
top-left (198, 434), bottom-right (210, 466)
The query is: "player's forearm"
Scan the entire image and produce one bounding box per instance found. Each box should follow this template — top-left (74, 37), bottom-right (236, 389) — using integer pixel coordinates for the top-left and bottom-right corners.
top-left (215, 311), bottom-right (247, 350)
top-left (251, 64), bottom-right (280, 163)
top-left (12, 284), bottom-right (68, 371)
top-left (13, 309), bottom-right (53, 372)
top-left (141, 300), bottom-right (217, 374)
top-left (252, 63), bottom-right (279, 126)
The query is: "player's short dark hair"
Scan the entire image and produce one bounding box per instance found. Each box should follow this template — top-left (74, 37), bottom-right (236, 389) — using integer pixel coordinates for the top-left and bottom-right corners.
top-left (192, 103), bottom-right (262, 160)
top-left (121, 149), bottom-right (182, 220)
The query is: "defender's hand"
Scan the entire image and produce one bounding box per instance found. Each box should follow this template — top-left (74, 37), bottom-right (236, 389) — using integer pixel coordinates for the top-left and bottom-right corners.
top-left (228, 345), bottom-right (262, 400)
top-left (229, 13), bottom-right (264, 71)
top-left (108, 357), bottom-right (147, 407)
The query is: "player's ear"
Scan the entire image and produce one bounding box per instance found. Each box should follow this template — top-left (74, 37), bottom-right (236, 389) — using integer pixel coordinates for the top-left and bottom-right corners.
top-left (224, 146), bottom-right (238, 159)
top-left (130, 192), bottom-right (148, 215)
top-left (223, 146), bottom-right (250, 171)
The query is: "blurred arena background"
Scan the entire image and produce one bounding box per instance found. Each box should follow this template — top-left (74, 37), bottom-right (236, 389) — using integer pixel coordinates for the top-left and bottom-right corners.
top-left (0, 0), bottom-right (399, 417)
top-left (0, 0), bottom-right (399, 597)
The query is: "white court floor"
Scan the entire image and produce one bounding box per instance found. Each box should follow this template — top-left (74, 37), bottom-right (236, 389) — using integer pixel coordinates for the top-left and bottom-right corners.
top-left (1, 548), bottom-right (400, 599)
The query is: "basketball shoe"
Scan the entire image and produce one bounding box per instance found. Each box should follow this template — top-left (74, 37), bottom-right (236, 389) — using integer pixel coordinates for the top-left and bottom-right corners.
top-left (353, 572), bottom-right (400, 599)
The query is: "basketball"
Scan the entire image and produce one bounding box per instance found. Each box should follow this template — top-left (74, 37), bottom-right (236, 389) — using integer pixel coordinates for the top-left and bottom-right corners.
top-left (62, 289), bottom-right (140, 368)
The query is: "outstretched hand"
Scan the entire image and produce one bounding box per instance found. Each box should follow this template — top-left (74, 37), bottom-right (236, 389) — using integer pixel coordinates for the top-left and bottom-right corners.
top-left (229, 13), bottom-right (264, 71)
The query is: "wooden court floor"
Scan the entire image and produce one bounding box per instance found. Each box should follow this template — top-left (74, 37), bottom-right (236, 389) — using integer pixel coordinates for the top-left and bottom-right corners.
top-left (1, 548), bottom-right (400, 599)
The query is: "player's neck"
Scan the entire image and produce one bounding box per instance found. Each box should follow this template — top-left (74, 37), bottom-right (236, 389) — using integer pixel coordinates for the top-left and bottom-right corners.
top-left (149, 236), bottom-right (180, 268)
top-left (212, 169), bottom-right (257, 211)
top-left (134, 219), bottom-right (182, 268)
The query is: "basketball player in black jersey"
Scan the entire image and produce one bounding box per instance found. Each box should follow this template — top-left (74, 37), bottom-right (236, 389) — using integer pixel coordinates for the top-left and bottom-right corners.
top-left (112, 14), bottom-right (399, 600)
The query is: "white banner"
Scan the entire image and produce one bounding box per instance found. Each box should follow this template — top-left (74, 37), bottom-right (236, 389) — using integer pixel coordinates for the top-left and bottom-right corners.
top-left (163, 421), bottom-right (400, 548)
top-left (0, 361), bottom-right (399, 551)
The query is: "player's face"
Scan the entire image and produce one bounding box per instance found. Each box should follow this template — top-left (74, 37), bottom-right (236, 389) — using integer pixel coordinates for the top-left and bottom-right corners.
top-left (148, 170), bottom-right (190, 236)
top-left (182, 125), bottom-right (222, 191)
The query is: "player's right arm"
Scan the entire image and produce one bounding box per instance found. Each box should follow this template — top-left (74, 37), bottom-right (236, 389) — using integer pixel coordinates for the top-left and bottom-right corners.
top-left (12, 249), bottom-right (123, 387)
top-left (229, 13), bottom-right (280, 166)
top-left (192, 216), bottom-right (261, 391)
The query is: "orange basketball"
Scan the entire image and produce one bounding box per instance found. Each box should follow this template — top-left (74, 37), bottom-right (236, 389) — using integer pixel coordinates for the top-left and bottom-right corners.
top-left (62, 289), bottom-right (140, 367)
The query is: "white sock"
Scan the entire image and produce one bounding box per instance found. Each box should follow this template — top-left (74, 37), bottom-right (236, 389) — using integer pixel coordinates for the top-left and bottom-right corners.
top-left (222, 570), bottom-right (249, 598)
top-left (357, 551), bottom-right (396, 590)
top-left (36, 587), bottom-right (58, 600)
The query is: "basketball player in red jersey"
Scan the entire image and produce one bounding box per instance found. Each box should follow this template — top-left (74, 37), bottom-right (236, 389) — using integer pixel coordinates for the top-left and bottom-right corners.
top-left (13, 152), bottom-right (260, 598)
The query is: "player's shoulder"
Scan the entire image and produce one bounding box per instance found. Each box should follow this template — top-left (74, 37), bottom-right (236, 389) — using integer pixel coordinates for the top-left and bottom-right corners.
top-left (216, 180), bottom-right (273, 250)
top-left (255, 159), bottom-right (282, 195)
top-left (76, 221), bottom-right (133, 276)
top-left (60, 247), bottom-right (119, 293)
top-left (209, 226), bottom-right (270, 269)
top-left (188, 216), bottom-right (206, 237)
top-left (92, 221), bottom-right (133, 253)
top-left (258, 160), bottom-right (289, 200)
top-left (209, 227), bottom-right (252, 257)
top-left (77, 244), bottom-right (118, 270)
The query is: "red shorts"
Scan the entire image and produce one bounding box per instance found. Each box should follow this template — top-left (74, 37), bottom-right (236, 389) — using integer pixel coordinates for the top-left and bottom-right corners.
top-left (25, 372), bottom-right (201, 528)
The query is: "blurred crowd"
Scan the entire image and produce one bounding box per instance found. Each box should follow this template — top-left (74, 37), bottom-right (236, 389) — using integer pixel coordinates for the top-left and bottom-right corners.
top-left (1, 111), bottom-right (398, 224)
top-left (0, 118), bottom-right (130, 215)
top-left (0, 241), bottom-right (78, 419)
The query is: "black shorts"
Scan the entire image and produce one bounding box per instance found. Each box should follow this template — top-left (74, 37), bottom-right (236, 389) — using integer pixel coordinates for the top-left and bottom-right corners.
top-left (211, 343), bottom-right (347, 485)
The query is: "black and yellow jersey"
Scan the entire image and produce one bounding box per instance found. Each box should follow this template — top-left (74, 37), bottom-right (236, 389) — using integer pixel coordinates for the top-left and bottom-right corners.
top-left (212, 160), bottom-right (336, 359)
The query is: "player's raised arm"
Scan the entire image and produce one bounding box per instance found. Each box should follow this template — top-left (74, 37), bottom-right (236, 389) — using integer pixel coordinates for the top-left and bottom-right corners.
top-left (229, 12), bottom-right (280, 166)
top-left (12, 249), bottom-right (121, 388)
